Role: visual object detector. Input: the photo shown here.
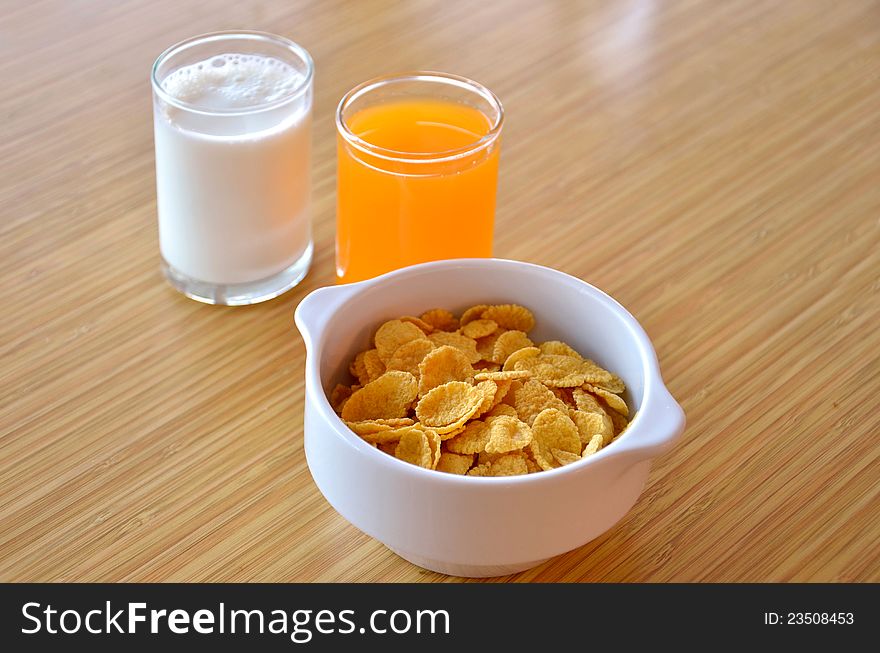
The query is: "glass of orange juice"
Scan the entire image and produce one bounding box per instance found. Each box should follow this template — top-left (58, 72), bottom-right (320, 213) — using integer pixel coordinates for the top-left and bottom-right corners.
top-left (335, 72), bottom-right (504, 283)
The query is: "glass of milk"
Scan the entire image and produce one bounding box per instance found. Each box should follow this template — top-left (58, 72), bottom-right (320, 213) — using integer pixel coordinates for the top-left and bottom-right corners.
top-left (151, 32), bottom-right (314, 305)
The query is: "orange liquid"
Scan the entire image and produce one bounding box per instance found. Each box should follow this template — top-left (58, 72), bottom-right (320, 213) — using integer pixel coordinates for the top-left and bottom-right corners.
top-left (336, 99), bottom-right (500, 283)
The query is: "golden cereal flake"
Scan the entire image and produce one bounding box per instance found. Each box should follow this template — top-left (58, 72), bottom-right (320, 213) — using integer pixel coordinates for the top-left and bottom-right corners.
top-left (466, 463), bottom-right (492, 477)
top-left (473, 361), bottom-right (502, 373)
top-left (551, 386), bottom-right (576, 407)
top-left (525, 457), bottom-right (541, 474)
top-left (377, 441), bottom-right (398, 455)
top-left (502, 346), bottom-right (540, 372)
top-left (513, 354), bottom-right (589, 387)
top-left (616, 413), bottom-right (634, 437)
top-left (484, 415), bottom-right (533, 454)
top-left (438, 423), bottom-right (467, 440)
top-left (583, 383), bottom-right (629, 417)
top-left (491, 330), bottom-right (534, 365)
top-left (530, 408), bottom-right (581, 471)
top-left (608, 408), bottom-right (629, 435)
top-left (362, 349), bottom-right (386, 383)
top-left (355, 429), bottom-right (401, 444)
top-left (418, 345), bottom-right (475, 396)
top-left (436, 451), bottom-right (475, 475)
top-left (353, 424), bottom-right (417, 444)
top-left (582, 432), bottom-right (605, 457)
top-left (394, 428), bottom-right (433, 469)
top-left (445, 419), bottom-right (491, 454)
top-left (420, 308), bottom-right (459, 332)
top-left (568, 408), bottom-right (613, 446)
top-left (485, 403), bottom-right (518, 418)
top-left (424, 428), bottom-right (442, 469)
top-left (386, 338), bottom-right (436, 377)
top-left (473, 370), bottom-right (531, 382)
top-left (595, 373), bottom-right (626, 394)
top-left (578, 360), bottom-right (617, 387)
top-left (427, 331), bottom-right (481, 364)
top-left (489, 379), bottom-right (513, 409)
top-left (551, 448), bottom-right (581, 466)
top-left (461, 318), bottom-right (499, 339)
top-left (486, 452), bottom-right (529, 476)
top-left (513, 379), bottom-right (569, 425)
top-left (460, 304), bottom-right (490, 326)
top-left (480, 304), bottom-right (536, 333)
top-left (473, 379), bottom-right (499, 418)
top-left (572, 387), bottom-right (605, 414)
top-left (349, 350), bottom-right (371, 386)
top-left (477, 450), bottom-right (503, 465)
top-left (330, 384), bottom-right (353, 413)
top-left (415, 381), bottom-right (483, 432)
top-left (399, 315), bottom-right (435, 334)
top-left (475, 329), bottom-right (505, 361)
top-left (538, 340), bottom-right (583, 359)
top-left (502, 379), bottom-right (524, 407)
top-left (345, 417), bottom-right (415, 435)
top-left (340, 371), bottom-right (418, 422)
top-left (374, 319), bottom-right (428, 364)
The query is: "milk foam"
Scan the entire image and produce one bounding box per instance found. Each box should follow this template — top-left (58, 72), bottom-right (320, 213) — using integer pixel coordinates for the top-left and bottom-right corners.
top-left (162, 54), bottom-right (302, 110)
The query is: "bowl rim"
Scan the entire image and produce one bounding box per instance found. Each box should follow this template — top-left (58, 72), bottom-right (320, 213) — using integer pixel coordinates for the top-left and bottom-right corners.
top-left (295, 258), bottom-right (677, 485)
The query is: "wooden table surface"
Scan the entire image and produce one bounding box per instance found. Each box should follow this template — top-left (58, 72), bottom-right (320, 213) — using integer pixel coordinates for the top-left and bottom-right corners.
top-left (2, 0), bottom-right (878, 583)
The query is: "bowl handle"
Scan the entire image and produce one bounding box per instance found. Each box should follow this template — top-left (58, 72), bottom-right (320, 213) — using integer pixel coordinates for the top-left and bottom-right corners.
top-left (294, 283), bottom-right (362, 344)
top-left (614, 382), bottom-right (686, 463)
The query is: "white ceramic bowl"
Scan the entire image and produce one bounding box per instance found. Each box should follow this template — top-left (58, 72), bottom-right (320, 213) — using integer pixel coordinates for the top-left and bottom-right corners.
top-left (294, 259), bottom-right (685, 577)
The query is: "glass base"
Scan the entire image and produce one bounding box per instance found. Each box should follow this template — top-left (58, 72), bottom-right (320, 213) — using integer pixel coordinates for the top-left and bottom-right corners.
top-left (161, 242), bottom-right (313, 306)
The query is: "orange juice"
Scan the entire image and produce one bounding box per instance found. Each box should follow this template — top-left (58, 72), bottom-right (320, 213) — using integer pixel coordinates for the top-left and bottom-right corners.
top-left (336, 97), bottom-right (501, 283)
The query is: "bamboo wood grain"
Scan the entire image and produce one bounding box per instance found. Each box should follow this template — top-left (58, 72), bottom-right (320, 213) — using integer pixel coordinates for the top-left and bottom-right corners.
top-left (1, 0), bottom-right (878, 582)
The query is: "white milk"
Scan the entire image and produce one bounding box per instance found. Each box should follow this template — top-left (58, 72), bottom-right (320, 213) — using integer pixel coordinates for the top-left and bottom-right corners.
top-left (154, 54), bottom-right (311, 285)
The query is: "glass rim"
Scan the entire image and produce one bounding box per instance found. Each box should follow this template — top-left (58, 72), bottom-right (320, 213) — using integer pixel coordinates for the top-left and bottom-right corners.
top-left (151, 30), bottom-right (314, 116)
top-left (335, 71), bottom-right (504, 165)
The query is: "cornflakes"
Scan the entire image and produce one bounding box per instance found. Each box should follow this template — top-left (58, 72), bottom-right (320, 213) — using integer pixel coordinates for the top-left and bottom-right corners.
top-left (484, 415), bottom-right (533, 454)
top-left (492, 330), bottom-right (534, 365)
top-left (551, 448), bottom-right (581, 466)
top-left (502, 346), bottom-right (540, 372)
top-left (513, 379), bottom-right (568, 425)
top-left (539, 340), bottom-right (583, 359)
top-left (415, 381), bottom-right (483, 432)
top-left (330, 383), bottom-right (353, 413)
top-left (341, 371), bottom-right (418, 422)
top-left (436, 451), bottom-right (474, 475)
top-left (480, 304), bottom-right (535, 332)
top-left (394, 428), bottom-right (433, 469)
top-left (460, 304), bottom-right (490, 326)
top-left (362, 349), bottom-right (386, 383)
top-left (485, 403), bottom-right (518, 418)
top-left (328, 303), bottom-right (631, 476)
top-left (427, 331), bottom-right (481, 364)
top-left (375, 319), bottom-right (427, 363)
top-left (461, 318), bottom-right (499, 339)
top-left (582, 432), bottom-right (604, 457)
top-left (386, 338), bottom-right (436, 377)
top-left (568, 408), bottom-right (613, 446)
top-left (530, 408), bottom-right (581, 471)
top-left (473, 379), bottom-right (499, 417)
top-left (445, 419), bottom-right (491, 454)
top-left (583, 383), bottom-right (629, 417)
top-left (418, 345), bottom-right (475, 396)
top-left (420, 308), bottom-right (459, 332)
top-left (399, 315), bottom-right (435, 334)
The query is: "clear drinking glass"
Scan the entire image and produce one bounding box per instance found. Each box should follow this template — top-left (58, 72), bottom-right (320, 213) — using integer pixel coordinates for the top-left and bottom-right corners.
top-left (151, 31), bottom-right (314, 305)
top-left (336, 72), bottom-right (504, 284)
